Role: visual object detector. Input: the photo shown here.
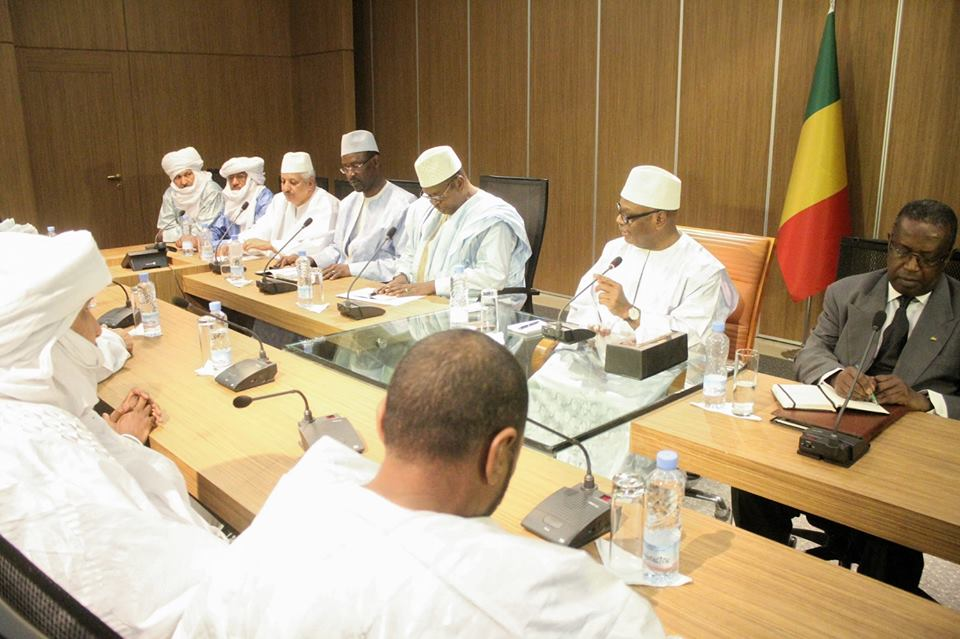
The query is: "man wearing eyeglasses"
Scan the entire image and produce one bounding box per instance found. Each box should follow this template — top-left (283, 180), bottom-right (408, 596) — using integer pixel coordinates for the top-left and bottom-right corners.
top-left (378, 146), bottom-right (531, 300)
top-left (566, 165), bottom-right (737, 352)
top-left (733, 199), bottom-right (959, 596)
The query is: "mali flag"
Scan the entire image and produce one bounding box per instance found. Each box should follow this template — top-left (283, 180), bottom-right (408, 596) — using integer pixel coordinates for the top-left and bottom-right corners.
top-left (776, 6), bottom-right (851, 302)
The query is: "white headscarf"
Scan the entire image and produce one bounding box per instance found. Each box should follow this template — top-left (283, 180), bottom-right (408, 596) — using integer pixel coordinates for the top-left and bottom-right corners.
top-left (0, 230), bottom-right (111, 417)
top-left (219, 156), bottom-right (266, 228)
top-left (161, 147), bottom-right (213, 221)
top-left (0, 217), bottom-right (38, 234)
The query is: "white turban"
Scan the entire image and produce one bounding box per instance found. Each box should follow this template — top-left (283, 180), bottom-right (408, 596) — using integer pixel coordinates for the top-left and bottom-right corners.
top-left (161, 146), bottom-right (204, 180)
top-left (341, 130), bottom-right (379, 157)
top-left (415, 146), bottom-right (462, 189)
top-left (281, 152), bottom-right (314, 176)
top-left (220, 156), bottom-right (267, 228)
top-left (219, 156), bottom-right (266, 185)
top-left (0, 231), bottom-right (111, 416)
top-left (620, 166), bottom-right (681, 211)
top-left (0, 218), bottom-right (38, 234)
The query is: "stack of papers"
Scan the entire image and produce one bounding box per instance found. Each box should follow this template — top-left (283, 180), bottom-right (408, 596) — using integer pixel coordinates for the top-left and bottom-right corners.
top-left (336, 288), bottom-right (424, 307)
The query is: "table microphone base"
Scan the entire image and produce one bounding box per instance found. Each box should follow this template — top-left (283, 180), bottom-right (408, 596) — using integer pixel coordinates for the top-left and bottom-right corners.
top-left (98, 306), bottom-right (136, 329)
top-left (337, 302), bottom-right (386, 320)
top-left (540, 325), bottom-right (596, 344)
top-left (256, 278), bottom-right (296, 295)
top-left (798, 427), bottom-right (870, 467)
top-left (521, 484), bottom-right (611, 547)
top-left (299, 415), bottom-right (365, 453)
top-left (215, 359), bottom-right (278, 392)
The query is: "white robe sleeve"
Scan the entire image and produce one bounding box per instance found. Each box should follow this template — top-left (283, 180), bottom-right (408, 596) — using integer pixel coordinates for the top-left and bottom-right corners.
top-left (435, 223), bottom-right (517, 297)
top-left (96, 328), bottom-right (130, 382)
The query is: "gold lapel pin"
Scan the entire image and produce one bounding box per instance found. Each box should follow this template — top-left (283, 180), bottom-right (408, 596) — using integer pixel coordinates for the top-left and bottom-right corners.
top-left (930, 336), bottom-right (938, 342)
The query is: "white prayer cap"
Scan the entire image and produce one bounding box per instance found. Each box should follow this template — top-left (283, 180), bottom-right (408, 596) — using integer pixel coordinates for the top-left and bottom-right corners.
top-left (620, 166), bottom-right (681, 211)
top-left (281, 151), bottom-right (314, 175)
top-left (341, 130), bottom-right (379, 157)
top-left (219, 156), bottom-right (266, 185)
top-left (415, 146), bottom-right (462, 188)
top-left (161, 146), bottom-right (204, 180)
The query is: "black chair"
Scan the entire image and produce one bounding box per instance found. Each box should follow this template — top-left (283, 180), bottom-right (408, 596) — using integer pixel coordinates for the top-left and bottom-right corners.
top-left (0, 532), bottom-right (122, 639)
top-left (390, 179), bottom-right (421, 198)
top-left (479, 175), bottom-right (549, 314)
top-left (836, 236), bottom-right (960, 280)
top-left (205, 167), bottom-right (226, 189)
top-left (334, 179), bottom-right (354, 200)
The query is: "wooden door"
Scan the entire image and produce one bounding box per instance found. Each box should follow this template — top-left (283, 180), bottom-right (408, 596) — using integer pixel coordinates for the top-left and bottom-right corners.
top-left (17, 49), bottom-right (143, 248)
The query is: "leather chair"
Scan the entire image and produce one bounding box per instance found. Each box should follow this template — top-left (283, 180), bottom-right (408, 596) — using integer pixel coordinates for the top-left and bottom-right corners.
top-left (390, 179), bottom-right (421, 198)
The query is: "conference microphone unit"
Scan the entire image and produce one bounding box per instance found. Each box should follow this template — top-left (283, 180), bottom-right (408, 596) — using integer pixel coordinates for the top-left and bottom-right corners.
top-left (209, 201), bottom-right (249, 272)
top-left (233, 390), bottom-right (365, 453)
top-left (256, 217), bottom-right (314, 295)
top-left (97, 281), bottom-right (136, 329)
top-left (520, 418), bottom-right (611, 548)
top-left (798, 310), bottom-right (887, 467)
top-left (122, 211), bottom-right (185, 270)
top-left (172, 296), bottom-right (278, 391)
top-left (542, 256), bottom-right (623, 344)
top-left (338, 226), bottom-right (398, 320)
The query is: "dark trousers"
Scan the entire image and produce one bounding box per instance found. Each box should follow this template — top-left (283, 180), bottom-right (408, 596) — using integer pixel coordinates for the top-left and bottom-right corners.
top-left (731, 488), bottom-right (925, 595)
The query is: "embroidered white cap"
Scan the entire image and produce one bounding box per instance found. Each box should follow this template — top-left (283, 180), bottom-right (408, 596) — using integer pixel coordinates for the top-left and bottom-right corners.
top-left (281, 151), bottom-right (314, 175)
top-left (414, 146), bottom-right (462, 188)
top-left (620, 166), bottom-right (681, 211)
top-left (341, 130), bottom-right (379, 157)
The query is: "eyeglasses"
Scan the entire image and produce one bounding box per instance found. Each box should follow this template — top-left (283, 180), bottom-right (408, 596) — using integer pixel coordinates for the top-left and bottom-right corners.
top-left (339, 155), bottom-right (375, 175)
top-left (616, 202), bottom-right (661, 226)
top-left (888, 238), bottom-right (949, 268)
top-left (420, 177), bottom-right (458, 204)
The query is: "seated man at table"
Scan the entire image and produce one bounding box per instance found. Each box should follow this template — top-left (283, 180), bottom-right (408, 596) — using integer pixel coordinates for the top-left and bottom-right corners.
top-left (566, 165), bottom-right (738, 353)
top-left (157, 146), bottom-right (224, 243)
top-left (0, 230), bottom-right (227, 637)
top-left (378, 145), bottom-right (531, 301)
top-left (209, 155), bottom-right (273, 242)
top-left (733, 198), bottom-right (960, 596)
top-left (175, 330), bottom-right (665, 638)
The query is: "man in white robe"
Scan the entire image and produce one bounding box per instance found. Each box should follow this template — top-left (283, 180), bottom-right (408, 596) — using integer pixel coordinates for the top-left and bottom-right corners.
top-left (379, 146), bottom-right (531, 299)
top-left (234, 151), bottom-right (339, 260)
top-left (0, 230), bottom-right (227, 638)
top-left (567, 165), bottom-right (738, 354)
top-left (176, 330), bottom-right (665, 639)
top-left (156, 146), bottom-right (224, 242)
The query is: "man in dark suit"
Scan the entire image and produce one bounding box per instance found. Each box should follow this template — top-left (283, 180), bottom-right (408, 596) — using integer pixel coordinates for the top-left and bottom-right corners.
top-left (733, 199), bottom-right (958, 596)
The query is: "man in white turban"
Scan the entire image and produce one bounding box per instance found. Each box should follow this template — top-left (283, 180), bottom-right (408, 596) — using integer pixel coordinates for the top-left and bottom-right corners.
top-left (566, 165), bottom-right (738, 352)
top-left (378, 146), bottom-right (531, 299)
top-left (0, 231), bottom-right (227, 637)
top-left (232, 151), bottom-right (339, 259)
top-left (157, 146), bottom-right (225, 243)
top-left (207, 156), bottom-right (273, 242)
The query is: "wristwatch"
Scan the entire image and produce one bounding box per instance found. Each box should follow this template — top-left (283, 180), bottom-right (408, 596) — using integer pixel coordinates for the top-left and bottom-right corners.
top-left (627, 306), bottom-right (640, 322)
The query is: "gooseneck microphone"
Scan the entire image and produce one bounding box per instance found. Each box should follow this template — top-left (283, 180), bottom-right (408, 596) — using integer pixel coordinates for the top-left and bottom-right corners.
top-left (257, 217), bottom-right (314, 295)
top-left (154, 210), bottom-right (186, 244)
top-left (97, 281), bottom-right (136, 328)
top-left (798, 310), bottom-right (887, 466)
top-left (172, 296), bottom-right (277, 391)
top-left (211, 201), bottom-right (249, 259)
top-left (338, 226), bottom-right (398, 320)
top-left (520, 417), bottom-right (611, 547)
top-left (542, 256), bottom-right (623, 343)
top-left (233, 389), bottom-right (365, 453)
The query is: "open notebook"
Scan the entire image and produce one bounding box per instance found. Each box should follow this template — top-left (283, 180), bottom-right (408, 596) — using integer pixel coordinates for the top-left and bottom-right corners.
top-left (772, 382), bottom-right (889, 415)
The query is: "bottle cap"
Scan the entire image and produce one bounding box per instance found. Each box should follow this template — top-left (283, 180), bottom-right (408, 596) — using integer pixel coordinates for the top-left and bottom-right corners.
top-left (656, 450), bottom-right (679, 470)
top-left (138, 273), bottom-right (149, 283)
top-left (47, 226), bottom-right (55, 233)
top-left (711, 320), bottom-right (725, 333)
top-left (298, 250), bottom-right (306, 257)
top-left (209, 301), bottom-right (221, 313)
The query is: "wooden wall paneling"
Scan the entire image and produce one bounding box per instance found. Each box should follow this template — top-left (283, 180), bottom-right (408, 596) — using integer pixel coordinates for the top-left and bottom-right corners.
top-left (469, 0), bottom-right (526, 181)
top-left (0, 43), bottom-right (36, 220)
top-left (370, 0), bottom-right (418, 179)
top-left (290, 0), bottom-right (353, 56)
top-left (17, 49), bottom-right (141, 246)
top-left (529, 1), bottom-right (598, 295)
top-left (0, 0), bottom-right (13, 43)
top-left (128, 52), bottom-right (295, 227)
top-left (124, 0), bottom-right (291, 57)
top-left (9, 0), bottom-right (126, 50)
top-left (595, 0), bottom-right (679, 256)
top-left (416, 0), bottom-right (468, 166)
top-left (879, 0), bottom-right (960, 240)
top-left (353, 0), bottom-right (374, 131)
top-left (294, 50), bottom-right (357, 184)
top-left (676, 0), bottom-right (777, 235)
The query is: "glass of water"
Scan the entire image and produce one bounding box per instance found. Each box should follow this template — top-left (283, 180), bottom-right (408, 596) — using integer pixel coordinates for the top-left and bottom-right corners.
top-left (479, 288), bottom-right (499, 333)
top-left (732, 348), bottom-right (760, 416)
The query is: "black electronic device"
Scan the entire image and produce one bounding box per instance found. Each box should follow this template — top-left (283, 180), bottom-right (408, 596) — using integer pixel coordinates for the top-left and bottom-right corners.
top-left (209, 201), bottom-right (249, 272)
top-left (172, 296), bottom-right (277, 391)
top-left (338, 226), bottom-right (397, 320)
top-left (604, 331), bottom-right (688, 380)
top-left (97, 281), bottom-right (136, 328)
top-left (233, 391), bottom-right (365, 453)
top-left (256, 217), bottom-right (314, 295)
top-left (120, 247), bottom-right (168, 270)
top-left (541, 256), bottom-right (622, 343)
top-left (798, 310), bottom-right (887, 467)
top-left (520, 418), bottom-right (611, 547)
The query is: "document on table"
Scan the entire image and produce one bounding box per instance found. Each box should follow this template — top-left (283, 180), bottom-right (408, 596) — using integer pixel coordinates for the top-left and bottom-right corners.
top-left (336, 287), bottom-right (424, 306)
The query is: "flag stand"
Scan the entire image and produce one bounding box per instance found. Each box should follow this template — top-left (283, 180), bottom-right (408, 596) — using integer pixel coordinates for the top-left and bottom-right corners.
top-left (781, 297), bottom-right (812, 361)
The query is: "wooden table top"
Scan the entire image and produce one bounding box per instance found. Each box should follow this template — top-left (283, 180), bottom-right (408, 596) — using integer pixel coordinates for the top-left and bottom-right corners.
top-left (94, 287), bottom-right (959, 638)
top-left (631, 373), bottom-right (960, 563)
top-left (103, 244), bottom-right (212, 303)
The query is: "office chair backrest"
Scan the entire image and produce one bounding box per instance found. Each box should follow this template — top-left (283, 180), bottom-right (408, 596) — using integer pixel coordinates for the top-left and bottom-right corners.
top-left (333, 179), bottom-right (354, 200)
top-left (837, 236), bottom-right (960, 281)
top-left (0, 532), bottom-right (121, 639)
top-left (679, 226), bottom-right (775, 355)
top-left (390, 179), bottom-right (421, 198)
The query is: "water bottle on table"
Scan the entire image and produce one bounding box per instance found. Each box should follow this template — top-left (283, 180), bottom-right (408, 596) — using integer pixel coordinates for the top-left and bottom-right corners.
top-left (180, 216), bottom-right (196, 256)
top-left (449, 264), bottom-right (468, 327)
top-left (703, 320), bottom-right (729, 406)
top-left (133, 273), bottom-right (161, 337)
top-left (46, 226), bottom-right (56, 237)
top-left (642, 450), bottom-right (685, 584)
top-left (199, 224), bottom-right (214, 262)
top-left (227, 233), bottom-right (243, 281)
top-left (208, 301), bottom-right (233, 370)
top-left (295, 250), bottom-right (316, 307)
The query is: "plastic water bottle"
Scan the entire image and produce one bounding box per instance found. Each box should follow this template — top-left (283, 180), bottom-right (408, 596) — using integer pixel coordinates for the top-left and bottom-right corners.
top-left (228, 233), bottom-right (243, 281)
top-left (207, 301), bottom-right (233, 370)
top-left (449, 264), bottom-right (468, 326)
top-left (46, 226), bottom-right (56, 237)
top-left (197, 313), bottom-right (214, 368)
top-left (295, 250), bottom-right (315, 307)
top-left (199, 224), bottom-right (214, 262)
top-left (703, 320), bottom-right (729, 406)
top-left (180, 216), bottom-right (195, 256)
top-left (133, 273), bottom-right (161, 337)
top-left (642, 450), bottom-right (685, 583)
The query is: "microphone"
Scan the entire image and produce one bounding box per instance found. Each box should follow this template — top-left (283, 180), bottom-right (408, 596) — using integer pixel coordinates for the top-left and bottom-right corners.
top-left (97, 281), bottom-right (136, 328)
top-left (154, 210), bottom-right (186, 244)
top-left (520, 417), bottom-right (612, 547)
top-left (210, 202), bottom-right (249, 271)
top-left (172, 296), bottom-right (278, 391)
top-left (338, 226), bottom-right (398, 320)
top-left (542, 256), bottom-right (623, 343)
top-left (256, 217), bottom-right (314, 295)
top-left (798, 310), bottom-right (887, 466)
top-left (233, 390), bottom-right (365, 453)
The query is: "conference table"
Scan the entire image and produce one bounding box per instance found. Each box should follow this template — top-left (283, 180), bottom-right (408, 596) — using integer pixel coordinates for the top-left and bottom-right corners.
top-left (100, 244), bottom-right (213, 302)
top-left (630, 373), bottom-right (960, 564)
top-left (93, 285), bottom-right (960, 638)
